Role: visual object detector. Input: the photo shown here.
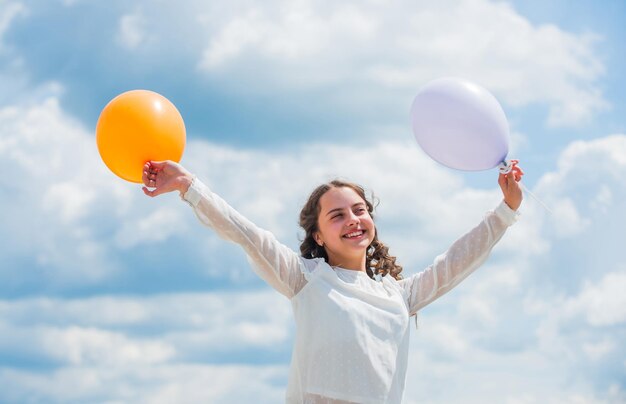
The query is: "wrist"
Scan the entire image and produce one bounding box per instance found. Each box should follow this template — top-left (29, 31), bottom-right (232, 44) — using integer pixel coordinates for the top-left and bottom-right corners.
top-left (178, 174), bottom-right (194, 196)
top-left (504, 198), bottom-right (520, 211)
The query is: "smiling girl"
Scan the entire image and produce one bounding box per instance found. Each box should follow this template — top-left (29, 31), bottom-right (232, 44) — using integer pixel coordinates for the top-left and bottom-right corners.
top-left (142, 160), bottom-right (523, 403)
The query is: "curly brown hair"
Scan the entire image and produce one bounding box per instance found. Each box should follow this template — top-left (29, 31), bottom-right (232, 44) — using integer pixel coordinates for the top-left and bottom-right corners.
top-left (299, 180), bottom-right (403, 280)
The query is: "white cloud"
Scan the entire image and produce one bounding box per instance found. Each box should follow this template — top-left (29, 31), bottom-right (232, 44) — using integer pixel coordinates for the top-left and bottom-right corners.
top-left (535, 135), bottom-right (626, 236)
top-left (42, 326), bottom-right (175, 366)
top-left (0, 364), bottom-right (287, 403)
top-left (0, 98), bottom-right (125, 283)
top-left (0, 290), bottom-right (292, 358)
top-left (403, 333), bottom-right (617, 404)
top-left (200, 3), bottom-right (377, 69)
top-left (0, 322), bottom-right (175, 368)
top-left (0, 291), bottom-right (291, 402)
top-left (565, 270), bottom-right (626, 327)
top-left (195, 0), bottom-right (606, 127)
top-left (42, 181), bottom-right (96, 224)
top-left (582, 338), bottom-right (615, 361)
top-left (61, 0), bottom-right (83, 6)
top-left (590, 184), bottom-right (612, 213)
top-left (550, 197), bottom-right (591, 237)
top-left (0, 2), bottom-right (25, 51)
top-left (118, 12), bottom-right (147, 50)
top-left (556, 135), bottom-right (626, 172)
top-left (114, 206), bottom-right (188, 248)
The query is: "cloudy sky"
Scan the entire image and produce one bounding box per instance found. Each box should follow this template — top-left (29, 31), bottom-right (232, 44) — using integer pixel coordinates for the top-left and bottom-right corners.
top-left (0, 0), bottom-right (625, 402)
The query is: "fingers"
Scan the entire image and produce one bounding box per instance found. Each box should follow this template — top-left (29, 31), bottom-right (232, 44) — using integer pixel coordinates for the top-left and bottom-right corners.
top-left (143, 161), bottom-right (167, 175)
top-left (511, 166), bottom-right (524, 182)
top-left (498, 168), bottom-right (521, 189)
top-left (499, 164), bottom-right (524, 185)
top-left (507, 170), bottom-right (516, 185)
top-left (142, 185), bottom-right (167, 198)
top-left (498, 172), bottom-right (507, 187)
top-left (498, 172), bottom-right (509, 196)
top-left (142, 164), bottom-right (158, 188)
top-left (142, 186), bottom-right (154, 197)
top-left (146, 160), bottom-right (168, 169)
top-left (142, 164), bottom-right (151, 186)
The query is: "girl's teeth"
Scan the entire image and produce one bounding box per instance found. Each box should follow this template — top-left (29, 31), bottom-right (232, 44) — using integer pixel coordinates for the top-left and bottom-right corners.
top-left (345, 231), bottom-right (363, 238)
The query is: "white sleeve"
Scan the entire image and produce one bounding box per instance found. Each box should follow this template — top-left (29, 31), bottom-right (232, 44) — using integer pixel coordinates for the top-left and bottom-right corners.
top-left (182, 177), bottom-right (308, 298)
top-left (398, 201), bottom-right (519, 315)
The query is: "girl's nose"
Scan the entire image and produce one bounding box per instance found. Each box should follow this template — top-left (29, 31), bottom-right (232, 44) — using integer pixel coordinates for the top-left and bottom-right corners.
top-left (346, 211), bottom-right (359, 226)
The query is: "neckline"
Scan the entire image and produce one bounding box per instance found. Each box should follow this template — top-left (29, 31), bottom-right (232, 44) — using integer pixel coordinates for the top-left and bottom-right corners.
top-left (332, 266), bottom-right (368, 274)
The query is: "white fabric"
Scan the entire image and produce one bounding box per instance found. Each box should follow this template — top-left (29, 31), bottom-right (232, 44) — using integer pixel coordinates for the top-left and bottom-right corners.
top-left (183, 178), bottom-right (518, 403)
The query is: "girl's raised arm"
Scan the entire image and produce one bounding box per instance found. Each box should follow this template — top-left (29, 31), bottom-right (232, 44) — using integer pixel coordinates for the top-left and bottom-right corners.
top-left (142, 161), bottom-right (307, 298)
top-left (398, 167), bottom-right (523, 315)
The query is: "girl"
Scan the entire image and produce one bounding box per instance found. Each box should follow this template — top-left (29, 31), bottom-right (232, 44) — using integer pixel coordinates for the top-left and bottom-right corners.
top-left (142, 160), bottom-right (523, 403)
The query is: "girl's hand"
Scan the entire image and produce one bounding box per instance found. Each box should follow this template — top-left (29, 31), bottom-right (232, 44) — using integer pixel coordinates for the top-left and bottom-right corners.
top-left (142, 160), bottom-right (194, 198)
top-left (498, 161), bottom-right (524, 211)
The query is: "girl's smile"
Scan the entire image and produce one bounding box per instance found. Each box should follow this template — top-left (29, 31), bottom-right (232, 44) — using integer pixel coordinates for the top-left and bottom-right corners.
top-left (343, 229), bottom-right (366, 239)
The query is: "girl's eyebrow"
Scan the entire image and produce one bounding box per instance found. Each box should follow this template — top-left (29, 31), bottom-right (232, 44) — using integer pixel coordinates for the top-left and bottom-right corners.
top-left (326, 207), bottom-right (343, 217)
top-left (325, 202), bottom-right (366, 216)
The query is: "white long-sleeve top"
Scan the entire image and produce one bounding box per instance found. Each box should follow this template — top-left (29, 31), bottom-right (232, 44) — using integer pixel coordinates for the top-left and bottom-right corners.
top-left (183, 178), bottom-right (519, 403)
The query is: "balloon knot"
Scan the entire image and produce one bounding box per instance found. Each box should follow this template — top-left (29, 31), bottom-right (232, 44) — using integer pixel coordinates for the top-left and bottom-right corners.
top-left (498, 160), bottom-right (513, 174)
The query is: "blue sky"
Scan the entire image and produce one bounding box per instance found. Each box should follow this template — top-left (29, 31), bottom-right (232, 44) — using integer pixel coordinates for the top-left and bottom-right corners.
top-left (0, 0), bottom-right (625, 402)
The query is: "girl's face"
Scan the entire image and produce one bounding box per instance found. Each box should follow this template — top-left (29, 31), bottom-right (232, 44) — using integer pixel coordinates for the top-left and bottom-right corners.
top-left (314, 186), bottom-right (375, 270)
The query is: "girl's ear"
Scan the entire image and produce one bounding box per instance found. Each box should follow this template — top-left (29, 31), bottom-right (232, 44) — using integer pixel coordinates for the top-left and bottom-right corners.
top-left (314, 232), bottom-right (324, 247)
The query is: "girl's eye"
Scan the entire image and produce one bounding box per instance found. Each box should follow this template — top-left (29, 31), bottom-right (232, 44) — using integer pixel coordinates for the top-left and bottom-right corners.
top-left (332, 213), bottom-right (343, 220)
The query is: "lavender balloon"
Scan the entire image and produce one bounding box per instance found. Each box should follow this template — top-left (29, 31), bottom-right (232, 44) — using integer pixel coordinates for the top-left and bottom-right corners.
top-left (410, 77), bottom-right (509, 171)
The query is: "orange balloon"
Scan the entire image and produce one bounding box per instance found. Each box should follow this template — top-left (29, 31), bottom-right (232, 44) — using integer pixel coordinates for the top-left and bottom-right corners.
top-left (96, 90), bottom-right (186, 183)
